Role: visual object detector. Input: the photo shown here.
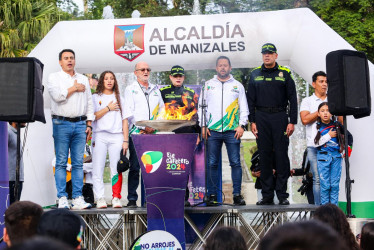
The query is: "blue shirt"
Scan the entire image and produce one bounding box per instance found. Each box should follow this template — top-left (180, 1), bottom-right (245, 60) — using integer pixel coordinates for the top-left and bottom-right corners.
top-left (319, 122), bottom-right (339, 152)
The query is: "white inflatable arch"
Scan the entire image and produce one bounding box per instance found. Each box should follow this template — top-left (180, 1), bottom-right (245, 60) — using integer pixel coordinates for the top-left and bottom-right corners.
top-left (25, 8), bottom-right (373, 214)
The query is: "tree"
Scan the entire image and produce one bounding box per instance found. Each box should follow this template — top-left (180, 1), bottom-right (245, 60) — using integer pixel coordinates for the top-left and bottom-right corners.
top-left (0, 0), bottom-right (61, 57)
top-left (310, 0), bottom-right (374, 62)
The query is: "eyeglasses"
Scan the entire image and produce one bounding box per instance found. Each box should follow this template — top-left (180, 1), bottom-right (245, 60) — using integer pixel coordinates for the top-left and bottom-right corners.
top-left (136, 68), bottom-right (151, 72)
top-left (172, 74), bottom-right (184, 78)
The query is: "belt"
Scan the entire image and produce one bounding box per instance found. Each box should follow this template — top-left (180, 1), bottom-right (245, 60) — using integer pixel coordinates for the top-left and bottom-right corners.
top-left (52, 115), bottom-right (87, 122)
top-left (256, 106), bottom-right (286, 113)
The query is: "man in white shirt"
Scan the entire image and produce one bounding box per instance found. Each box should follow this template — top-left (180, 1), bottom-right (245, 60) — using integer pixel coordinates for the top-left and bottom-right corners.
top-left (300, 71), bottom-right (328, 205)
top-left (122, 61), bottom-right (164, 208)
top-left (47, 49), bottom-right (94, 209)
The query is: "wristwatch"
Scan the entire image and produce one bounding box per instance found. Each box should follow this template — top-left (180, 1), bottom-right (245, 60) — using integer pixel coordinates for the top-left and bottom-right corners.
top-left (241, 124), bottom-right (246, 130)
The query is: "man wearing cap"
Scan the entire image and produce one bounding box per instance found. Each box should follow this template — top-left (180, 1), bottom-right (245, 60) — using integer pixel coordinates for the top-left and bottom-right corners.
top-left (160, 65), bottom-right (199, 206)
top-left (47, 49), bottom-right (93, 210)
top-left (199, 56), bottom-right (249, 206)
top-left (247, 43), bottom-right (297, 205)
top-left (160, 65), bottom-right (199, 128)
top-left (122, 61), bottom-right (164, 208)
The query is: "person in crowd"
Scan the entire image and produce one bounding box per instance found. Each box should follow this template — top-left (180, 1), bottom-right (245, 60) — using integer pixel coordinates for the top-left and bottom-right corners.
top-left (198, 55), bottom-right (249, 206)
top-left (8, 236), bottom-right (74, 250)
top-left (290, 148), bottom-right (314, 204)
top-left (204, 226), bottom-right (246, 250)
top-left (259, 220), bottom-right (349, 250)
top-left (37, 209), bottom-right (85, 249)
top-left (3, 201), bottom-right (43, 247)
top-left (7, 122), bottom-right (26, 204)
top-left (160, 65), bottom-right (200, 206)
top-left (247, 43), bottom-right (297, 205)
top-left (47, 49), bottom-right (94, 209)
top-left (91, 71), bottom-right (126, 209)
top-left (314, 203), bottom-right (360, 250)
top-left (300, 71), bottom-right (328, 205)
top-left (312, 102), bottom-right (346, 205)
top-left (360, 222), bottom-right (374, 250)
top-left (123, 61), bottom-right (164, 208)
top-left (250, 150), bottom-right (279, 203)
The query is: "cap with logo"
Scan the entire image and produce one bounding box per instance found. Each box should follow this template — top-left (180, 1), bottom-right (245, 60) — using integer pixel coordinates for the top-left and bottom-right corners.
top-left (170, 65), bottom-right (185, 76)
top-left (261, 43), bottom-right (277, 54)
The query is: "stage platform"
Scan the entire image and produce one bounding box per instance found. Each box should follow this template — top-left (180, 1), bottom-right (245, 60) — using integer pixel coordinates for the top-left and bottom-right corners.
top-left (66, 204), bottom-right (317, 250)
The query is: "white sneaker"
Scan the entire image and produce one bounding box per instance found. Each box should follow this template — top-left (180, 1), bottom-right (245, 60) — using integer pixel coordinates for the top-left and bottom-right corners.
top-left (96, 197), bottom-right (107, 209)
top-left (71, 196), bottom-right (92, 210)
top-left (112, 197), bottom-right (122, 208)
top-left (58, 196), bottom-right (70, 209)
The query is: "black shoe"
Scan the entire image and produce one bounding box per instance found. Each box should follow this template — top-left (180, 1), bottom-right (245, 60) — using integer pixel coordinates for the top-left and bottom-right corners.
top-left (127, 200), bottom-right (137, 208)
top-left (206, 194), bottom-right (219, 206)
top-left (279, 199), bottom-right (290, 205)
top-left (184, 200), bottom-right (191, 207)
top-left (233, 195), bottom-right (246, 206)
top-left (256, 199), bottom-right (275, 205)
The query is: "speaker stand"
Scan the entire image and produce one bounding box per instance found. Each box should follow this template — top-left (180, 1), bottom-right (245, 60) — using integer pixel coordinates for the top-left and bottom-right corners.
top-left (343, 116), bottom-right (355, 218)
top-left (14, 123), bottom-right (21, 202)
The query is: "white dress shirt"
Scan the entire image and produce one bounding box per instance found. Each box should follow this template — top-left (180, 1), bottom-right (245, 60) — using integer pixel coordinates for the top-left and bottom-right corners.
top-left (47, 70), bottom-right (94, 121)
top-left (300, 93), bottom-right (327, 147)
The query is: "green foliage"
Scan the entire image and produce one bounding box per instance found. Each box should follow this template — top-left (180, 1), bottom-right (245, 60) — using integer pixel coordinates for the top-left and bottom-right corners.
top-left (310, 0), bottom-right (374, 62)
top-left (206, 0), bottom-right (296, 13)
top-left (0, 0), bottom-right (61, 57)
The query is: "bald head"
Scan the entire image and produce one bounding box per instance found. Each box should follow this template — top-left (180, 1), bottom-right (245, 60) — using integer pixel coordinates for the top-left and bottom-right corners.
top-left (134, 61), bottom-right (151, 86)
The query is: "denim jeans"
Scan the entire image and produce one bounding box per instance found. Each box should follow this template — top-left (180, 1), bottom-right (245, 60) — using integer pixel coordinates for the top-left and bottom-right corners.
top-left (128, 137), bottom-right (140, 201)
top-left (53, 119), bottom-right (86, 199)
top-left (307, 147), bottom-right (320, 205)
top-left (317, 150), bottom-right (342, 205)
top-left (207, 130), bottom-right (242, 196)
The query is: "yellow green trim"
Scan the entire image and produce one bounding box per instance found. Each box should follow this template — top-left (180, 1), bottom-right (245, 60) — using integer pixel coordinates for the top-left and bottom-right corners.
top-left (278, 65), bottom-right (291, 73)
top-left (160, 85), bottom-right (171, 91)
top-left (184, 86), bottom-right (194, 93)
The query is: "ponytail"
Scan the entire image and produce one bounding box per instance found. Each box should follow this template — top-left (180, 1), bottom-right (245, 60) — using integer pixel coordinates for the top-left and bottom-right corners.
top-left (314, 117), bottom-right (322, 144)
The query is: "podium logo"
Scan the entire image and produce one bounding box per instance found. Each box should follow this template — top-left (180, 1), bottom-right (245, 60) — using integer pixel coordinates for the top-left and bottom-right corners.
top-left (141, 151), bottom-right (163, 174)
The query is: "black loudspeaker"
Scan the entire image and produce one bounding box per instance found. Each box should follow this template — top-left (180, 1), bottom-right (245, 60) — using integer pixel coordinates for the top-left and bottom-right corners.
top-left (326, 50), bottom-right (371, 118)
top-left (0, 57), bottom-right (46, 123)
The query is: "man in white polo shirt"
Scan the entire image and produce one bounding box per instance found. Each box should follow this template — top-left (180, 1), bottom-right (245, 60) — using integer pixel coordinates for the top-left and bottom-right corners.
top-left (300, 71), bottom-right (328, 205)
top-left (47, 49), bottom-right (94, 209)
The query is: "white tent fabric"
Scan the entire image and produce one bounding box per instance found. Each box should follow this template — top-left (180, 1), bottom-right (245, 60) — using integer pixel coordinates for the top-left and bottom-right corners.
top-left (23, 8), bottom-right (373, 206)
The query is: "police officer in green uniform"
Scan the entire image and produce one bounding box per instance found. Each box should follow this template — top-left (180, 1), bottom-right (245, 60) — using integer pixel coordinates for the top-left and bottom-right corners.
top-left (247, 43), bottom-right (297, 205)
top-left (160, 65), bottom-right (199, 206)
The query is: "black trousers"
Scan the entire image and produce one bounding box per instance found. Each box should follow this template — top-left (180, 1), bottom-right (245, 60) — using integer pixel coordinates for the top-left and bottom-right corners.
top-left (256, 110), bottom-right (290, 200)
top-left (9, 181), bottom-right (23, 204)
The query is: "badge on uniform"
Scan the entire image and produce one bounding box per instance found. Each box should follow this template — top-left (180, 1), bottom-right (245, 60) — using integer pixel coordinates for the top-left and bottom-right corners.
top-left (279, 72), bottom-right (283, 77)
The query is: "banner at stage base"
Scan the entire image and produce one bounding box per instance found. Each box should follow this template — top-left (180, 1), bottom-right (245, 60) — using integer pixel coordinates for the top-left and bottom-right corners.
top-left (132, 133), bottom-right (198, 250)
top-left (130, 230), bottom-right (182, 250)
top-left (0, 122), bottom-right (9, 248)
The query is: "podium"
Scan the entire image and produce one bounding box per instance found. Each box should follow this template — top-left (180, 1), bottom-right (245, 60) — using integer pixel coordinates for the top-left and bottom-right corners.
top-left (132, 133), bottom-right (198, 250)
